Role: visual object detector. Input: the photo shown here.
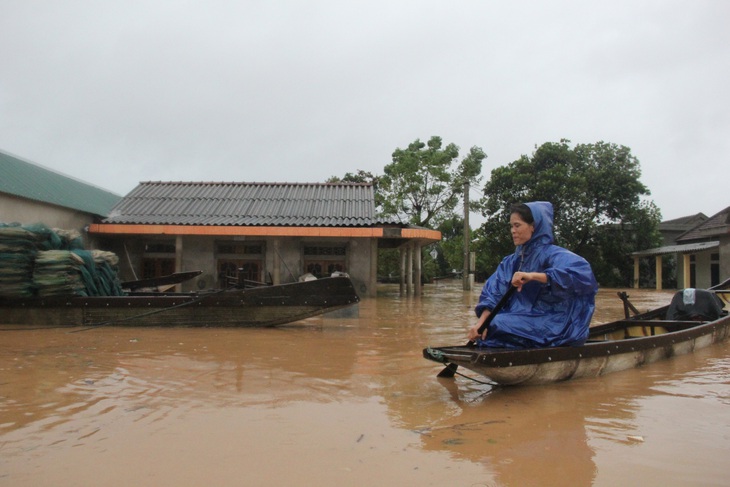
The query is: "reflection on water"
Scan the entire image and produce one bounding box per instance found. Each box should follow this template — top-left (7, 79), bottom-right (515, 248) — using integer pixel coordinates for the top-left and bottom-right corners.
top-left (0, 282), bottom-right (727, 486)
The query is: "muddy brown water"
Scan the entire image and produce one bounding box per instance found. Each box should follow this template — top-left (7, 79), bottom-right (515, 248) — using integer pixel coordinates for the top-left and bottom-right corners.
top-left (1, 283), bottom-right (728, 486)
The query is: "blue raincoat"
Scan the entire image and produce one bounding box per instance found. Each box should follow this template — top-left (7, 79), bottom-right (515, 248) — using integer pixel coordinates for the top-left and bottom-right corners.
top-left (475, 201), bottom-right (598, 349)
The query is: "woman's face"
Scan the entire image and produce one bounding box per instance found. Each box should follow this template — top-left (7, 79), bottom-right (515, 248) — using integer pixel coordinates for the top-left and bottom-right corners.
top-left (509, 213), bottom-right (535, 246)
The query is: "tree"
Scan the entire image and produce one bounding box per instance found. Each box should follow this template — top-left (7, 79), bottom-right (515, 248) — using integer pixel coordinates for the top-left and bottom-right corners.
top-left (478, 140), bottom-right (661, 286)
top-left (432, 215), bottom-right (466, 277)
top-left (326, 170), bottom-right (378, 184)
top-left (378, 136), bottom-right (486, 228)
top-left (329, 136), bottom-right (487, 281)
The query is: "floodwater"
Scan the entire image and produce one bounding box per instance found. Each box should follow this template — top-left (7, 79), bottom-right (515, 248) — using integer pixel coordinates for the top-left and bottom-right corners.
top-left (1, 283), bottom-right (728, 487)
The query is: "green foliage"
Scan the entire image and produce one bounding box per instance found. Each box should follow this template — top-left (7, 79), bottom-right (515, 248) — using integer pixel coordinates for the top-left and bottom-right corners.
top-left (331, 136), bottom-right (486, 281)
top-left (378, 136), bottom-right (486, 228)
top-left (377, 248), bottom-right (400, 282)
top-left (376, 246), bottom-right (441, 283)
top-left (437, 216), bottom-right (464, 274)
top-left (479, 140), bottom-right (662, 286)
top-left (427, 215), bottom-right (466, 277)
top-left (326, 170), bottom-right (378, 184)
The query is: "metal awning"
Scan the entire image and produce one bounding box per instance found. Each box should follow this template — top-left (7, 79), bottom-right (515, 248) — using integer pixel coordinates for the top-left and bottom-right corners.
top-left (631, 241), bottom-right (719, 257)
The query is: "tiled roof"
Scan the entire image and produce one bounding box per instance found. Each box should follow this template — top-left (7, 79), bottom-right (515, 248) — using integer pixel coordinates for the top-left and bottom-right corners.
top-left (658, 212), bottom-right (708, 232)
top-left (0, 149), bottom-right (121, 216)
top-left (677, 206), bottom-right (730, 242)
top-left (104, 181), bottom-right (390, 227)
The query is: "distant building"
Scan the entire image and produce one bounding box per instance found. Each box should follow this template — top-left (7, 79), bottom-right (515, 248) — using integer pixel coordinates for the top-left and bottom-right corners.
top-left (1, 150), bottom-right (440, 298)
top-left (658, 213), bottom-right (709, 246)
top-left (0, 149), bottom-right (121, 239)
top-left (632, 208), bottom-right (728, 289)
top-left (89, 181), bottom-right (440, 297)
top-left (674, 206), bottom-right (729, 288)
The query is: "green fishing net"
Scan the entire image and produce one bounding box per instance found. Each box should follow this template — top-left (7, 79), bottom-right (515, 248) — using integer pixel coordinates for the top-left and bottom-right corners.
top-left (0, 222), bottom-right (124, 298)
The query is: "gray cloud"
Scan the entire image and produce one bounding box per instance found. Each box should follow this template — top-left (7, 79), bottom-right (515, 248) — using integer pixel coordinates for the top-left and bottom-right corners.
top-left (1, 0), bottom-right (728, 220)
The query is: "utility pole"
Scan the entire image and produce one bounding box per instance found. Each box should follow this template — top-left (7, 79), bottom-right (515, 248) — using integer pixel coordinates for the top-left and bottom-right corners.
top-left (463, 181), bottom-right (471, 291)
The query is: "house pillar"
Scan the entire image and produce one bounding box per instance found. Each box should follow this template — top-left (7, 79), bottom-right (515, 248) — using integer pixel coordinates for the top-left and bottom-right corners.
top-left (272, 238), bottom-right (281, 285)
top-left (369, 239), bottom-right (378, 298)
top-left (655, 255), bottom-right (663, 290)
top-left (175, 235), bottom-right (183, 292)
top-left (414, 242), bottom-right (422, 296)
top-left (682, 253), bottom-right (691, 289)
top-left (633, 256), bottom-right (640, 289)
top-left (399, 247), bottom-right (406, 296)
top-left (406, 244), bottom-right (413, 296)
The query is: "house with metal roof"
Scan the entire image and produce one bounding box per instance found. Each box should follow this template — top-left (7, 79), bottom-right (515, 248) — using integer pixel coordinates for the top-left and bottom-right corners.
top-left (0, 149), bottom-right (121, 233)
top-left (89, 181), bottom-right (441, 297)
top-left (657, 213), bottom-right (708, 246)
top-left (631, 207), bottom-right (729, 289)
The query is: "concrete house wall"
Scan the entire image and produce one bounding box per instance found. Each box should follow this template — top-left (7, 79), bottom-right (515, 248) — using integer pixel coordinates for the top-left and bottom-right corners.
top-left (99, 233), bottom-right (381, 296)
top-left (1, 193), bottom-right (94, 232)
top-left (1, 149), bottom-right (120, 240)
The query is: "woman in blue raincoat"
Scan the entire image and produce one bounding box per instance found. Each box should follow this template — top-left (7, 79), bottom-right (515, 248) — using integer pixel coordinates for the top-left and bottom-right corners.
top-left (467, 201), bottom-right (598, 349)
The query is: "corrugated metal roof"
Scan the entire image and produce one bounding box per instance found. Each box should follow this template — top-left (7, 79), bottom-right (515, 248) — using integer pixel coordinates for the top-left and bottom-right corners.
top-left (0, 149), bottom-right (121, 216)
top-left (631, 241), bottom-right (719, 257)
top-left (104, 181), bottom-right (394, 227)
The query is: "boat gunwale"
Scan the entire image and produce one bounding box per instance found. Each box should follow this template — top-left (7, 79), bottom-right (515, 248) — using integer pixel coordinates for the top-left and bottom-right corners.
top-left (0, 276), bottom-right (360, 309)
top-left (0, 276), bottom-right (360, 327)
top-left (426, 313), bottom-right (730, 369)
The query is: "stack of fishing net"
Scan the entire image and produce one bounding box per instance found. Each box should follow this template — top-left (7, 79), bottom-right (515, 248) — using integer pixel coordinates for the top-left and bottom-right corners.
top-left (33, 250), bottom-right (89, 296)
top-left (71, 249), bottom-right (124, 297)
top-left (34, 249), bottom-right (124, 297)
top-left (90, 250), bottom-right (124, 296)
top-left (0, 222), bottom-right (125, 298)
top-left (0, 224), bottom-right (43, 298)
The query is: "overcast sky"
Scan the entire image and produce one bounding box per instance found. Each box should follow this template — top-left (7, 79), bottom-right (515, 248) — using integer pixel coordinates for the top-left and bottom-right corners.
top-left (1, 1), bottom-right (728, 222)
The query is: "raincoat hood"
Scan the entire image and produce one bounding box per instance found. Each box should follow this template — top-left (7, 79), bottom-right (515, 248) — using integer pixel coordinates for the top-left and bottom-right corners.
top-left (522, 201), bottom-right (554, 249)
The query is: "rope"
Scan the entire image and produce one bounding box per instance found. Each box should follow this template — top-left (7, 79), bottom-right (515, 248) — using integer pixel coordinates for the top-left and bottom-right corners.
top-left (123, 243), bottom-right (139, 281)
top-left (426, 347), bottom-right (499, 386)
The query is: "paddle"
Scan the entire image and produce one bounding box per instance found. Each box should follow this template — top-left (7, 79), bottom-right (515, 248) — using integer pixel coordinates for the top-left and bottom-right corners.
top-left (437, 285), bottom-right (517, 378)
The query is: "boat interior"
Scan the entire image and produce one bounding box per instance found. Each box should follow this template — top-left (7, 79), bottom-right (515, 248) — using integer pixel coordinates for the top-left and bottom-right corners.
top-left (588, 319), bottom-right (706, 342)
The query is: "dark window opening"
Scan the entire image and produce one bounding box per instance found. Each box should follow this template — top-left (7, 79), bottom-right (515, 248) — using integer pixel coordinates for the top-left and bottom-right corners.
top-left (142, 240), bottom-right (176, 279)
top-left (217, 259), bottom-right (263, 287)
top-left (145, 242), bottom-right (175, 253)
top-left (711, 253), bottom-right (720, 287)
top-left (216, 242), bottom-right (265, 287)
top-left (218, 243), bottom-right (263, 255)
top-left (142, 258), bottom-right (175, 279)
top-left (303, 244), bottom-right (347, 278)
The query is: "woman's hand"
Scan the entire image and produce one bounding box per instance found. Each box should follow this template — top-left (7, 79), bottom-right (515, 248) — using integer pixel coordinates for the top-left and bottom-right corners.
top-left (467, 324), bottom-right (483, 341)
top-left (512, 271), bottom-right (547, 291)
top-left (467, 310), bottom-right (490, 341)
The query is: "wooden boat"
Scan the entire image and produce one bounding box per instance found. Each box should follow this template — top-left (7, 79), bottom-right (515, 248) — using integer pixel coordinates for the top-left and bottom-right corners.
top-left (120, 270), bottom-right (204, 291)
top-left (423, 281), bottom-right (730, 386)
top-left (0, 276), bottom-right (360, 328)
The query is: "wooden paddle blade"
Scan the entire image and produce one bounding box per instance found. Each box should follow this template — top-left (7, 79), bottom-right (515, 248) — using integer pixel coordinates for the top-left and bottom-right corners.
top-left (437, 363), bottom-right (459, 378)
